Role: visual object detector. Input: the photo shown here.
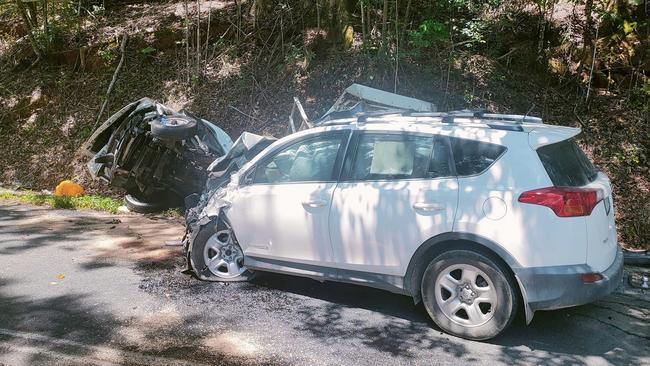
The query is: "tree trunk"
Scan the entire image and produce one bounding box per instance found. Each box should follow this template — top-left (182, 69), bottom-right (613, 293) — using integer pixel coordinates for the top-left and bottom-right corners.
top-left (536, 0), bottom-right (547, 62)
top-left (184, 0), bottom-right (190, 83)
top-left (196, 0), bottom-right (201, 80)
top-left (15, 0), bottom-right (42, 59)
top-left (26, 0), bottom-right (37, 26)
top-left (403, 0), bottom-right (411, 40)
top-left (581, 0), bottom-right (594, 70)
top-left (43, 0), bottom-right (48, 42)
top-left (316, 0), bottom-right (321, 33)
top-left (381, 0), bottom-right (388, 51)
top-left (360, 0), bottom-right (366, 49)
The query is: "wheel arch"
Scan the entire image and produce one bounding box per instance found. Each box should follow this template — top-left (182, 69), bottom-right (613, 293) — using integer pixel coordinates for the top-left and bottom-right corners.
top-left (403, 232), bottom-right (530, 321)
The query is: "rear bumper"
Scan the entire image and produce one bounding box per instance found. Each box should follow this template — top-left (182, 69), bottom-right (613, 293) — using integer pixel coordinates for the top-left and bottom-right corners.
top-left (516, 247), bottom-right (623, 313)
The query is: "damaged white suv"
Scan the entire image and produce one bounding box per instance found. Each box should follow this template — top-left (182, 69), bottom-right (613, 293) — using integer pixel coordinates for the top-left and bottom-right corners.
top-left (185, 109), bottom-right (623, 340)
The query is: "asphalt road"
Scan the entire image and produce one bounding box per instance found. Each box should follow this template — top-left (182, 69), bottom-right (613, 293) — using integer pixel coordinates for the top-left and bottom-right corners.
top-left (0, 201), bottom-right (648, 366)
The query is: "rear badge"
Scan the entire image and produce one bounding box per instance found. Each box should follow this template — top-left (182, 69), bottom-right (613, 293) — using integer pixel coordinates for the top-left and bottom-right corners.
top-left (604, 197), bottom-right (611, 215)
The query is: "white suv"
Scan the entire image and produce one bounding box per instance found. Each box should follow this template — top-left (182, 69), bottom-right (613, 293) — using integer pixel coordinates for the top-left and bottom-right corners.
top-left (185, 111), bottom-right (623, 340)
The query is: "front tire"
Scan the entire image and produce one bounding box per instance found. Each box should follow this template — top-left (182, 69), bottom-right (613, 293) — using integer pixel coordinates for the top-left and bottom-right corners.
top-left (421, 250), bottom-right (518, 340)
top-left (189, 219), bottom-right (255, 282)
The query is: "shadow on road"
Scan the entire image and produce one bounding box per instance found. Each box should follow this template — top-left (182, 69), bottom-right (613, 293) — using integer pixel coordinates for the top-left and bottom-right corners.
top-left (245, 271), bottom-right (649, 364)
top-left (2, 201), bottom-right (648, 365)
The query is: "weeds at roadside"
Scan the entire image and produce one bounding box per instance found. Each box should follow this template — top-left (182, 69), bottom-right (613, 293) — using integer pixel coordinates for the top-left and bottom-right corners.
top-left (0, 190), bottom-right (122, 214)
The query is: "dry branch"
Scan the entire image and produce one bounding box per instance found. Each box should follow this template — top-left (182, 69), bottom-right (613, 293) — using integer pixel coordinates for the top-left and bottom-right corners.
top-left (94, 34), bottom-right (128, 129)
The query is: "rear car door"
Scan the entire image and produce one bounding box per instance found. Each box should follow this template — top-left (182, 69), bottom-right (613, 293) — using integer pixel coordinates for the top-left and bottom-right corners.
top-left (329, 131), bottom-right (459, 277)
top-left (226, 130), bottom-right (349, 271)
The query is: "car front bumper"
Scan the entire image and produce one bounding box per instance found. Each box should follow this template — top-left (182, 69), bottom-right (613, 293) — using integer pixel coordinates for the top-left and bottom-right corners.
top-left (516, 247), bottom-right (624, 315)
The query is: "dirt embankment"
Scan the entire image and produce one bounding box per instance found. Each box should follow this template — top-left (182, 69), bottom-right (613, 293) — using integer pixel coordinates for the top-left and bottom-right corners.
top-left (0, 2), bottom-right (647, 249)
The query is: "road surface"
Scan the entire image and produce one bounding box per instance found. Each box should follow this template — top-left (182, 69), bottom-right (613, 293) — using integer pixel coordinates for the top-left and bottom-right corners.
top-left (0, 201), bottom-right (648, 365)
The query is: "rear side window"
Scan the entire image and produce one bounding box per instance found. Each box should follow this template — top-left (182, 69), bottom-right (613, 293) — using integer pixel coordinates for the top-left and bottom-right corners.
top-left (350, 134), bottom-right (452, 181)
top-left (450, 138), bottom-right (506, 176)
top-left (537, 139), bottom-right (598, 187)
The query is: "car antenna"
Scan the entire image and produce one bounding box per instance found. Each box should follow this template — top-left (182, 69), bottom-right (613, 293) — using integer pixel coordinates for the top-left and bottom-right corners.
top-left (523, 103), bottom-right (536, 122)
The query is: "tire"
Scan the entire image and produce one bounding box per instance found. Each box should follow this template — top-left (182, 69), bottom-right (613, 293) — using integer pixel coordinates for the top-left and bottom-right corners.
top-left (421, 250), bottom-right (518, 340)
top-left (150, 116), bottom-right (197, 141)
top-left (189, 218), bottom-right (256, 282)
top-left (124, 194), bottom-right (169, 213)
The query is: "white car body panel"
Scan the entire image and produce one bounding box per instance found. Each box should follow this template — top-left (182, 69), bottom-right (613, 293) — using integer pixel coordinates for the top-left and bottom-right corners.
top-left (330, 177), bottom-right (459, 276)
top-left (584, 173), bottom-right (618, 272)
top-left (227, 182), bottom-right (337, 266)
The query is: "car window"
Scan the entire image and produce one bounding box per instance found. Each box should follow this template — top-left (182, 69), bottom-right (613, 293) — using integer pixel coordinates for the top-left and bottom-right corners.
top-left (350, 134), bottom-right (450, 180)
top-left (449, 137), bottom-right (506, 176)
top-left (537, 139), bottom-right (598, 187)
top-left (253, 134), bottom-right (343, 184)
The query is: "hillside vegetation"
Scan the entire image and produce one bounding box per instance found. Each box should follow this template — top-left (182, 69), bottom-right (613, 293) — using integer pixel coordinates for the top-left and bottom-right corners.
top-left (0, 0), bottom-right (648, 248)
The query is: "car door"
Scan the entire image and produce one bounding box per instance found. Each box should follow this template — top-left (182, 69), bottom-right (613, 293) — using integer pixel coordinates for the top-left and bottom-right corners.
top-left (226, 130), bottom-right (350, 272)
top-left (329, 132), bottom-right (459, 278)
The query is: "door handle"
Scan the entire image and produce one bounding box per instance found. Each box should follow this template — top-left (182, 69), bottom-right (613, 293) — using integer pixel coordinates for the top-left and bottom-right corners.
top-left (413, 202), bottom-right (445, 211)
top-left (302, 199), bottom-right (328, 208)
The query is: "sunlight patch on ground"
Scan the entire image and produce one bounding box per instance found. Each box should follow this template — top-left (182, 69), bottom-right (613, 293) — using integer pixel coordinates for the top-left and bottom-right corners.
top-left (29, 86), bottom-right (42, 104)
top-left (167, 0), bottom-right (230, 17)
top-left (162, 81), bottom-right (194, 111)
top-left (202, 332), bottom-right (260, 358)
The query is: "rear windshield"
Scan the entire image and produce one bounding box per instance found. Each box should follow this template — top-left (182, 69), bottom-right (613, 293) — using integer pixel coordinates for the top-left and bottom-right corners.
top-left (537, 139), bottom-right (598, 187)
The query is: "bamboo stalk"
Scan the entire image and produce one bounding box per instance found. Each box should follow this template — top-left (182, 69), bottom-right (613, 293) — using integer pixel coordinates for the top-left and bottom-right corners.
top-left (205, 0), bottom-right (211, 65)
top-left (184, 0), bottom-right (189, 83)
top-left (196, 0), bottom-right (201, 81)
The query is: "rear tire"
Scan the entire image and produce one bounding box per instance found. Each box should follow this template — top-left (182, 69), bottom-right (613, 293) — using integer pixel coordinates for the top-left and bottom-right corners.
top-left (421, 250), bottom-right (518, 340)
top-left (124, 194), bottom-right (168, 213)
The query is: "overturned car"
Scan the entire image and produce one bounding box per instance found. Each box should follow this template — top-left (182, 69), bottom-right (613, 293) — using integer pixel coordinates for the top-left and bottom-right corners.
top-left (82, 98), bottom-right (274, 212)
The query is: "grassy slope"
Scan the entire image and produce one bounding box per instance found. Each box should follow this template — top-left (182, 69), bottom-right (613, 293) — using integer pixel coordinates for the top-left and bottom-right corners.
top-left (0, 2), bottom-right (647, 248)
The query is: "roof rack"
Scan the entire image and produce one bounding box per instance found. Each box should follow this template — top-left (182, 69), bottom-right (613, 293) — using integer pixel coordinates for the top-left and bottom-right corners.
top-left (407, 110), bottom-right (544, 124)
top-left (322, 109), bottom-right (543, 131)
top-left (319, 109), bottom-right (544, 132)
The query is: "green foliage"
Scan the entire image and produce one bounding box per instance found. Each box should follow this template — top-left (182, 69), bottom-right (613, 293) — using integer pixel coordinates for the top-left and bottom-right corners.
top-left (642, 82), bottom-right (650, 96)
top-left (77, 126), bottom-right (93, 140)
top-left (98, 45), bottom-right (117, 63)
top-left (457, 19), bottom-right (487, 46)
top-left (140, 46), bottom-right (156, 55)
top-left (408, 20), bottom-right (449, 48)
top-left (0, 191), bottom-right (122, 214)
top-left (284, 44), bottom-right (313, 65)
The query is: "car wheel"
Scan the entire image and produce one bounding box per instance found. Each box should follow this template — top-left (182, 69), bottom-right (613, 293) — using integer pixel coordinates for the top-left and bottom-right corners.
top-left (150, 116), bottom-right (197, 140)
top-left (189, 219), bottom-right (256, 282)
top-left (421, 250), bottom-right (518, 340)
top-left (124, 194), bottom-right (169, 213)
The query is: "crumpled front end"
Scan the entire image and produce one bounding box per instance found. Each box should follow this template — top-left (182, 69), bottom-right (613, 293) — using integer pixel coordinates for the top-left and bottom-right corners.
top-left (182, 133), bottom-right (275, 267)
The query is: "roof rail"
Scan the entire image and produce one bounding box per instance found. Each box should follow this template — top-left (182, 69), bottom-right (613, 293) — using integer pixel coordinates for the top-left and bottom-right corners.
top-left (409, 110), bottom-right (543, 124)
top-left (319, 109), bottom-right (543, 131)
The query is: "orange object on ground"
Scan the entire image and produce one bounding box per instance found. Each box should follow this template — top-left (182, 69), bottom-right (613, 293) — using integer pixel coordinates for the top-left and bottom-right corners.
top-left (54, 180), bottom-right (84, 197)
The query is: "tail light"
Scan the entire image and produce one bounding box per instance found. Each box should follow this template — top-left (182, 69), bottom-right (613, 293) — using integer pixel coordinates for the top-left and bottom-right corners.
top-left (581, 273), bottom-right (604, 283)
top-left (518, 187), bottom-right (604, 217)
